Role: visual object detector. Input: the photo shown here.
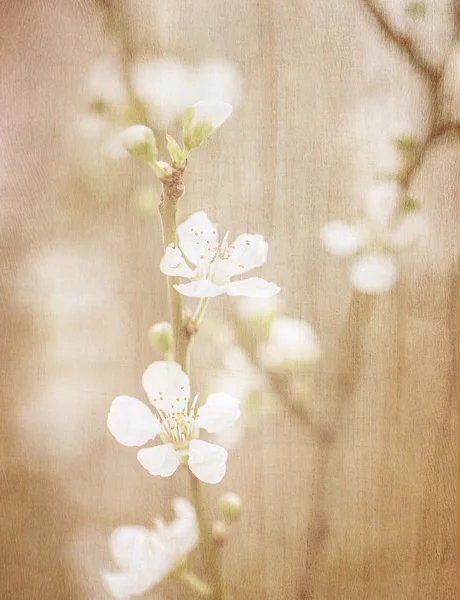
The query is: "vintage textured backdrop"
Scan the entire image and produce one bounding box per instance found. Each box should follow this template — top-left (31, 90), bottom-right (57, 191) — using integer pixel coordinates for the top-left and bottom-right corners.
top-left (0, 0), bottom-right (459, 598)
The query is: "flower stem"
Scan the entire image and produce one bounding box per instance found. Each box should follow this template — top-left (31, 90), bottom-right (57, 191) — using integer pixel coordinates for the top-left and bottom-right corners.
top-left (158, 169), bottom-right (190, 372)
top-left (192, 298), bottom-right (210, 327)
top-left (189, 472), bottom-right (226, 600)
top-left (181, 568), bottom-right (213, 597)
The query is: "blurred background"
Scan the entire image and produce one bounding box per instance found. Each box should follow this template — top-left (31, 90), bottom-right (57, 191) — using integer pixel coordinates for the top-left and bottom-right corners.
top-left (1, 0), bottom-right (459, 598)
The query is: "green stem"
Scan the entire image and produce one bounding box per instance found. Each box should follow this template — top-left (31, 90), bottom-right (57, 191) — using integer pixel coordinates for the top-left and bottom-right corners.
top-left (158, 186), bottom-right (190, 372)
top-left (192, 298), bottom-right (210, 327)
top-left (189, 472), bottom-right (226, 600)
top-left (181, 569), bottom-right (213, 597)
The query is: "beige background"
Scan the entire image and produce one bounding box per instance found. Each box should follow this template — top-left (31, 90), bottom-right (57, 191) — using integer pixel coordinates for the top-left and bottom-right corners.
top-left (0, 0), bottom-right (459, 598)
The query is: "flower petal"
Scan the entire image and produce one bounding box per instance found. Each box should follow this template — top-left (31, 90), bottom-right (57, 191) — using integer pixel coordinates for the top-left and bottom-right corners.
top-left (364, 182), bottom-right (398, 227)
top-left (220, 234), bottom-right (269, 278)
top-left (142, 361), bottom-right (190, 413)
top-left (109, 526), bottom-right (158, 572)
top-left (169, 498), bottom-right (199, 555)
top-left (258, 317), bottom-right (321, 369)
top-left (351, 253), bottom-right (397, 294)
top-left (174, 279), bottom-right (228, 298)
top-left (320, 221), bottom-right (362, 256)
top-left (390, 212), bottom-right (429, 250)
top-left (227, 277), bottom-right (280, 298)
top-left (192, 100), bottom-right (232, 129)
top-left (137, 443), bottom-right (180, 477)
top-left (160, 244), bottom-right (195, 278)
top-left (188, 439), bottom-right (228, 484)
top-left (177, 211), bottom-right (219, 266)
top-left (108, 396), bottom-right (161, 447)
top-left (101, 569), bottom-right (157, 599)
top-left (196, 393), bottom-right (241, 433)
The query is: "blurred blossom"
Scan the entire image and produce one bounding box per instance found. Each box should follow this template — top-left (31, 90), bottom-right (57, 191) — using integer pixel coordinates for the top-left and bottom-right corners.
top-left (206, 348), bottom-right (267, 449)
top-left (161, 211), bottom-right (280, 298)
top-left (258, 317), bottom-right (321, 372)
top-left (102, 498), bottom-right (197, 599)
top-left (234, 295), bottom-right (281, 323)
top-left (132, 57), bottom-right (241, 129)
top-left (346, 96), bottom-right (423, 189)
top-left (74, 114), bottom-right (129, 163)
top-left (108, 361), bottom-right (240, 484)
top-left (321, 182), bottom-right (428, 293)
top-left (14, 243), bottom-right (125, 462)
top-left (87, 56), bottom-right (127, 108)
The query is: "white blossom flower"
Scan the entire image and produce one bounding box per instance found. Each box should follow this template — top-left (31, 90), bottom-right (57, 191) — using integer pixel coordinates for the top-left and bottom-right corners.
top-left (107, 361), bottom-right (240, 484)
top-left (102, 497), bottom-right (197, 599)
top-left (321, 182), bottom-right (428, 294)
top-left (131, 58), bottom-right (240, 129)
top-left (258, 317), bottom-right (321, 371)
top-left (160, 211), bottom-right (280, 299)
top-left (87, 56), bottom-right (126, 107)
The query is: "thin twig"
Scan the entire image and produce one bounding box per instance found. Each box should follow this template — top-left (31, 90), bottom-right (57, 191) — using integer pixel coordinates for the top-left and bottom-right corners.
top-left (359, 0), bottom-right (441, 83)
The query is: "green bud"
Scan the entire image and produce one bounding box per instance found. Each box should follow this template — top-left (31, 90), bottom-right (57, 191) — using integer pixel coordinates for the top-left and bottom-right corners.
top-left (182, 106), bottom-right (195, 131)
top-left (401, 194), bottom-right (420, 213)
top-left (183, 120), bottom-right (214, 151)
top-left (212, 520), bottom-right (227, 545)
top-left (121, 125), bottom-right (158, 163)
top-left (406, 1), bottom-right (426, 18)
top-left (166, 134), bottom-right (185, 165)
top-left (148, 321), bottom-right (173, 355)
top-left (219, 492), bottom-right (242, 525)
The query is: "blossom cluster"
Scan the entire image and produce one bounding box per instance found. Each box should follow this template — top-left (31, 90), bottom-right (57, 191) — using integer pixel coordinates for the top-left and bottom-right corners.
top-left (321, 181), bottom-right (427, 293)
top-left (102, 92), bottom-right (429, 599)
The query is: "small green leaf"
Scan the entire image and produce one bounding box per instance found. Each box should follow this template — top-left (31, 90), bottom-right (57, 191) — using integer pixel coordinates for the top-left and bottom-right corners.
top-left (166, 134), bottom-right (185, 165)
top-left (182, 106), bottom-right (195, 130)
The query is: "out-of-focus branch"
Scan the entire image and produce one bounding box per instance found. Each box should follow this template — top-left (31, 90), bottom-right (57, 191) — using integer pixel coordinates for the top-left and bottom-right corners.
top-left (96, 0), bottom-right (150, 125)
top-left (229, 311), bottom-right (333, 444)
top-left (399, 121), bottom-right (460, 190)
top-left (359, 0), bottom-right (441, 83)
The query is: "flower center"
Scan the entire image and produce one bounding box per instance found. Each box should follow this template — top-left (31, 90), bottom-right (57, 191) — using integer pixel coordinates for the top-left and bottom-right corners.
top-left (152, 394), bottom-right (199, 444)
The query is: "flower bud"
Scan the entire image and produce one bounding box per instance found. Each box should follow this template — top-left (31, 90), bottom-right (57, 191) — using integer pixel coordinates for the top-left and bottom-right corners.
top-left (166, 134), bottom-right (185, 165)
top-left (121, 125), bottom-right (158, 163)
top-left (219, 492), bottom-right (242, 525)
top-left (212, 520), bottom-right (227, 545)
top-left (148, 321), bottom-right (173, 355)
top-left (182, 101), bottom-right (232, 151)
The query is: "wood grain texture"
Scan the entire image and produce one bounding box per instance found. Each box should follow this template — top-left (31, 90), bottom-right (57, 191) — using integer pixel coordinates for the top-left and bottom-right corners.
top-left (0, 0), bottom-right (459, 598)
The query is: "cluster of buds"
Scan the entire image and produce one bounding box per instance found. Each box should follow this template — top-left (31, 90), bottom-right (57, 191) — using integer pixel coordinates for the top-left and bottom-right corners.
top-left (120, 100), bottom-right (233, 179)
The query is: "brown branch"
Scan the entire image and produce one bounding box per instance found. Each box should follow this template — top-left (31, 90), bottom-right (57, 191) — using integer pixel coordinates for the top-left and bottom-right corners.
top-left (399, 121), bottom-right (460, 190)
top-left (359, 0), bottom-right (441, 83)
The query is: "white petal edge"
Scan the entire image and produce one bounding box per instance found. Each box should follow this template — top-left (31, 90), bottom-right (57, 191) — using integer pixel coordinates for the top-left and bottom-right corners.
top-left (108, 396), bottom-right (162, 447)
top-left (137, 443), bottom-right (180, 477)
top-left (142, 361), bottom-right (190, 412)
top-left (224, 234), bottom-right (269, 277)
top-left (109, 526), bottom-right (156, 572)
top-left (227, 277), bottom-right (280, 298)
top-left (350, 254), bottom-right (397, 294)
top-left (196, 393), bottom-right (241, 433)
top-left (320, 221), bottom-right (362, 256)
top-left (174, 279), bottom-right (228, 298)
top-left (188, 439), bottom-right (228, 484)
top-left (193, 100), bottom-right (232, 129)
top-left (160, 244), bottom-right (195, 278)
